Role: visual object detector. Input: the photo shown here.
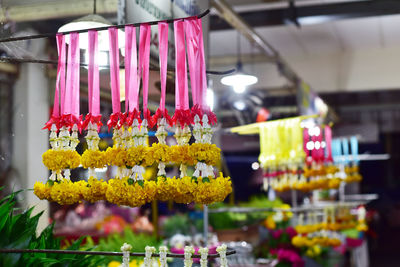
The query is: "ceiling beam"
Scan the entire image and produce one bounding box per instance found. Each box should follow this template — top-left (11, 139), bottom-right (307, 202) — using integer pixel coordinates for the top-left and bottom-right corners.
top-left (210, 0), bottom-right (400, 30)
top-left (0, 0), bottom-right (117, 23)
top-left (209, 53), bottom-right (273, 66)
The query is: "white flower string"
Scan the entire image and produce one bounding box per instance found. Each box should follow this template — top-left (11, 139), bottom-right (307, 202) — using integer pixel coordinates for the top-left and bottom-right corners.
top-left (198, 247), bottom-right (208, 267)
top-left (48, 124), bottom-right (62, 181)
top-left (144, 246), bottom-right (156, 267)
top-left (121, 243), bottom-right (132, 267)
top-left (86, 122), bottom-right (101, 178)
top-left (183, 246), bottom-right (195, 267)
top-left (156, 118), bottom-right (168, 177)
top-left (159, 246), bottom-right (168, 267)
top-left (217, 244), bottom-right (228, 267)
top-left (175, 124), bottom-right (191, 178)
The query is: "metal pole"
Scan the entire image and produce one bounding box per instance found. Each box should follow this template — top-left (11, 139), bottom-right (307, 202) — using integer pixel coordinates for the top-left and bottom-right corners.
top-left (203, 205), bottom-right (209, 247)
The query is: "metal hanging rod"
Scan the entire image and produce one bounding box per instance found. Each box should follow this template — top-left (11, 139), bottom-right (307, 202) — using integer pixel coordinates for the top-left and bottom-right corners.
top-left (0, 56), bottom-right (235, 75)
top-left (0, 248), bottom-right (236, 259)
top-left (0, 9), bottom-right (210, 44)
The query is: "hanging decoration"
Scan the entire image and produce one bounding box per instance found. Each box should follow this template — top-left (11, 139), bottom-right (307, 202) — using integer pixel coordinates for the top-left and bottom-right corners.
top-left (34, 15), bottom-right (232, 207)
top-left (255, 117), bottom-right (363, 193)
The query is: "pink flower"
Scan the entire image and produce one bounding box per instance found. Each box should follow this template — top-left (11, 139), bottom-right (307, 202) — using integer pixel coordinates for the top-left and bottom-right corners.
top-left (286, 226), bottom-right (297, 238)
top-left (272, 229), bottom-right (284, 239)
top-left (276, 249), bottom-right (304, 267)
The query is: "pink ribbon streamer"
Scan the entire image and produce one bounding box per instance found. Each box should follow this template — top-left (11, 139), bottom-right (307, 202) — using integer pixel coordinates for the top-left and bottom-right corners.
top-left (88, 30), bottom-right (100, 116)
top-left (108, 27), bottom-right (121, 114)
top-left (325, 125), bottom-right (333, 163)
top-left (158, 22), bottom-right (168, 113)
top-left (185, 19), bottom-right (198, 107)
top-left (125, 25), bottom-right (139, 114)
top-left (82, 30), bottom-right (102, 131)
top-left (43, 34), bottom-right (66, 130)
top-left (56, 34), bottom-right (66, 117)
top-left (174, 20), bottom-right (189, 111)
top-left (185, 18), bottom-right (216, 125)
top-left (139, 24), bottom-right (151, 120)
top-left (64, 33), bottom-right (80, 126)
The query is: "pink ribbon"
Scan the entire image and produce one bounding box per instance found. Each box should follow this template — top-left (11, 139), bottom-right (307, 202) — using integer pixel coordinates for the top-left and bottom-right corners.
top-left (43, 34), bottom-right (66, 130)
top-left (152, 21), bottom-right (173, 126)
top-left (108, 27), bottom-right (121, 114)
top-left (64, 32), bottom-right (81, 129)
top-left (158, 22), bottom-right (168, 113)
top-left (325, 125), bottom-right (333, 162)
top-left (173, 20), bottom-right (190, 127)
top-left (303, 128), bottom-right (311, 165)
top-left (139, 24), bottom-right (151, 121)
top-left (125, 25), bottom-right (139, 115)
top-left (186, 18), bottom-right (216, 125)
top-left (83, 30), bottom-right (102, 130)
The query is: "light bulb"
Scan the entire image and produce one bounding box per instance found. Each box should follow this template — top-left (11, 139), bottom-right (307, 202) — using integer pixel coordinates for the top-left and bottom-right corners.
top-left (233, 84), bottom-right (246, 94)
top-left (233, 100), bottom-right (246, 110)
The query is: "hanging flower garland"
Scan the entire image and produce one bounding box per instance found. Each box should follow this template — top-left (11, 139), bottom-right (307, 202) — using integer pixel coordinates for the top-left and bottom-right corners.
top-left (34, 33), bottom-right (85, 205)
top-left (216, 244), bottom-right (228, 267)
top-left (159, 246), bottom-right (168, 267)
top-left (183, 246), bottom-right (195, 267)
top-left (35, 16), bottom-right (232, 207)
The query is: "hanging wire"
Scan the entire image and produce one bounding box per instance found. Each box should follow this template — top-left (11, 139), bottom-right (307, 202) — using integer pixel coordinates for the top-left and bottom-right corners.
top-left (0, 9), bottom-right (210, 44)
top-left (93, 0), bottom-right (97, 14)
top-left (0, 248), bottom-right (236, 259)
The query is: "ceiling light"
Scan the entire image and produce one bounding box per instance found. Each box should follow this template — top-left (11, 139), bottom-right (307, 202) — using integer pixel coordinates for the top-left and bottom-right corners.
top-left (251, 162), bottom-right (260, 170)
top-left (207, 88), bottom-right (215, 111)
top-left (221, 33), bottom-right (258, 94)
top-left (233, 100), bottom-right (246, 110)
top-left (58, 14), bottom-right (125, 51)
top-left (221, 64), bottom-right (258, 94)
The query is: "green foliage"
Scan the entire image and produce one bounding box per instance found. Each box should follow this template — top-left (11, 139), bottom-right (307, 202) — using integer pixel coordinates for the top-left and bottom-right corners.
top-left (162, 213), bottom-right (191, 237)
top-left (208, 195), bottom-right (284, 230)
top-left (0, 189), bottom-right (102, 267)
top-left (82, 228), bottom-right (161, 265)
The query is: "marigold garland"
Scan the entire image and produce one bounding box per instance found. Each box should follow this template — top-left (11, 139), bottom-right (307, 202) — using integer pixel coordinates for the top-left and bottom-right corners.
top-left (82, 177), bottom-right (108, 203)
top-left (105, 177), bottom-right (157, 207)
top-left (81, 150), bottom-right (107, 169)
top-left (42, 149), bottom-right (81, 170)
top-left (188, 143), bottom-right (221, 166)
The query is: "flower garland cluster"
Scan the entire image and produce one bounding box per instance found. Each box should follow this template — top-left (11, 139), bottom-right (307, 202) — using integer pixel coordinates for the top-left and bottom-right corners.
top-left (34, 118), bottom-right (231, 206)
top-left (291, 234), bottom-right (341, 248)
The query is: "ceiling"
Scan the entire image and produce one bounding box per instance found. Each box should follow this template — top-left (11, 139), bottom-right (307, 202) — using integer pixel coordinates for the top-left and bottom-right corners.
top-left (209, 0), bottom-right (400, 94)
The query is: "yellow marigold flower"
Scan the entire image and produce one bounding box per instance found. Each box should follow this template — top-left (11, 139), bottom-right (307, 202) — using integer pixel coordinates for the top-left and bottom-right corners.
top-left (188, 143), bottom-right (221, 166)
top-left (33, 181), bottom-right (52, 201)
top-left (81, 149), bottom-right (107, 169)
top-left (170, 145), bottom-right (194, 165)
top-left (126, 146), bottom-right (148, 167)
top-left (292, 235), bottom-right (306, 247)
top-left (156, 176), bottom-right (177, 202)
top-left (264, 216), bottom-right (276, 230)
top-left (174, 176), bottom-right (197, 204)
top-left (42, 149), bottom-right (81, 170)
top-left (105, 147), bottom-right (127, 167)
top-left (50, 179), bottom-right (85, 205)
top-left (106, 178), bottom-right (156, 207)
top-left (108, 261), bottom-right (121, 267)
top-left (150, 143), bottom-right (171, 163)
top-left (82, 177), bottom-right (108, 202)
